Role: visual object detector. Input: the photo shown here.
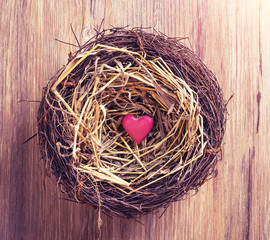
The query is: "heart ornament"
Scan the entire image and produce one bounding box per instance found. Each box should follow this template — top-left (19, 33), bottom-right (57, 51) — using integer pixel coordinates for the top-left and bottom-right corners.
top-left (122, 114), bottom-right (153, 144)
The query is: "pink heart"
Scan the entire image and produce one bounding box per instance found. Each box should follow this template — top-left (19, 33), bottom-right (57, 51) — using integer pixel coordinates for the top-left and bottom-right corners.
top-left (122, 114), bottom-right (153, 144)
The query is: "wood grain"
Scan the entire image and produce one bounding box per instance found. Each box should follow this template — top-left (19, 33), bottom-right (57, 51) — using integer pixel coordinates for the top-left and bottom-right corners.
top-left (1, 0), bottom-right (269, 239)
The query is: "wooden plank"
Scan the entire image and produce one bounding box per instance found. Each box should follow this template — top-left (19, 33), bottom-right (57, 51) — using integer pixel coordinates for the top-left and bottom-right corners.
top-left (0, 1), bottom-right (19, 239)
top-left (0, 0), bottom-right (269, 239)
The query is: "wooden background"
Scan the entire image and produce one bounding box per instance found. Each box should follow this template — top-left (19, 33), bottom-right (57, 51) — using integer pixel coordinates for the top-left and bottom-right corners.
top-left (1, 0), bottom-right (269, 239)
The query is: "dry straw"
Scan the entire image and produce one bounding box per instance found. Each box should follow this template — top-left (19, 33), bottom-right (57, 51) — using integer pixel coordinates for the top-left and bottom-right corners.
top-left (37, 27), bottom-right (226, 218)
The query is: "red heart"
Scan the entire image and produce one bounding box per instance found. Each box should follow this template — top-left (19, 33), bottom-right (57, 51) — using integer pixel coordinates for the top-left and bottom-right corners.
top-left (122, 114), bottom-right (153, 144)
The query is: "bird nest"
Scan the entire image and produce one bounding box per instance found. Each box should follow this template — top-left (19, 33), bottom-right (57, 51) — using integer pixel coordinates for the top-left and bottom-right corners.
top-left (37, 27), bottom-right (226, 218)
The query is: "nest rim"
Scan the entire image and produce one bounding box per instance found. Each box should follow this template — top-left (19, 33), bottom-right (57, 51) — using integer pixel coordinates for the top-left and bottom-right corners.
top-left (37, 27), bottom-right (226, 218)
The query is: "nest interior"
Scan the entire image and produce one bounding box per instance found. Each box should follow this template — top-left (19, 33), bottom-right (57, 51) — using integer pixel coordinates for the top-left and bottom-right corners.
top-left (37, 28), bottom-right (226, 218)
